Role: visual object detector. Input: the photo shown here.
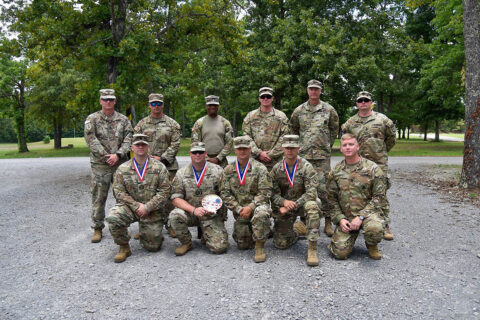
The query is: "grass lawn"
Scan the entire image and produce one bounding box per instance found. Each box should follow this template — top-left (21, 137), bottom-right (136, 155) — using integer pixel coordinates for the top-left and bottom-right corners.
top-left (0, 136), bottom-right (464, 159)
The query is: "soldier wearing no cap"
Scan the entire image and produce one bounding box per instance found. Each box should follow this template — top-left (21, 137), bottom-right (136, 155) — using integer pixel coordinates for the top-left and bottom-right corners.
top-left (242, 87), bottom-right (289, 171)
top-left (341, 91), bottom-right (396, 240)
top-left (84, 89), bottom-right (133, 243)
top-left (191, 95), bottom-right (233, 168)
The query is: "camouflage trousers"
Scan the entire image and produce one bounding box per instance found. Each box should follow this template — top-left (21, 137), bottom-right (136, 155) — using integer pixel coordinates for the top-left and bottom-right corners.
top-left (272, 201), bottom-right (320, 249)
top-left (232, 205), bottom-right (271, 249)
top-left (106, 205), bottom-right (164, 252)
top-left (163, 170), bottom-right (177, 228)
top-left (307, 158), bottom-right (330, 213)
top-left (90, 163), bottom-right (118, 230)
top-left (169, 208), bottom-right (228, 254)
top-left (383, 174), bottom-right (391, 224)
top-left (328, 213), bottom-right (385, 259)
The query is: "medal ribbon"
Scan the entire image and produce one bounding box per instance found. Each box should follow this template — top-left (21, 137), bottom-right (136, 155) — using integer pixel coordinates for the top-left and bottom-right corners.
top-left (133, 157), bottom-right (149, 182)
top-left (235, 159), bottom-right (250, 186)
top-left (283, 158), bottom-right (298, 187)
top-left (193, 162), bottom-right (207, 187)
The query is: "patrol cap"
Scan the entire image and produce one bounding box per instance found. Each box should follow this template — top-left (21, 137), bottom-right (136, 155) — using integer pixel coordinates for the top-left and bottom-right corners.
top-left (205, 95), bottom-right (220, 105)
top-left (99, 89), bottom-right (116, 100)
top-left (282, 135), bottom-right (300, 148)
top-left (233, 136), bottom-right (252, 149)
top-left (190, 141), bottom-right (206, 152)
top-left (149, 93), bottom-right (164, 103)
top-left (258, 87), bottom-right (274, 96)
top-left (132, 134), bottom-right (149, 145)
top-left (307, 79), bottom-right (322, 89)
top-left (356, 91), bottom-right (372, 101)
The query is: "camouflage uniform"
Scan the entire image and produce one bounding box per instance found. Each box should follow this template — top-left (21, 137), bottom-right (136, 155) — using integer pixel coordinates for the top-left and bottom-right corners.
top-left (270, 156), bottom-right (321, 248)
top-left (106, 158), bottom-right (171, 251)
top-left (342, 110), bottom-right (396, 224)
top-left (327, 157), bottom-right (386, 259)
top-left (242, 108), bottom-right (289, 171)
top-left (84, 110), bottom-right (133, 230)
top-left (191, 115), bottom-right (233, 168)
top-left (169, 162), bottom-right (228, 253)
top-left (220, 158), bottom-right (272, 249)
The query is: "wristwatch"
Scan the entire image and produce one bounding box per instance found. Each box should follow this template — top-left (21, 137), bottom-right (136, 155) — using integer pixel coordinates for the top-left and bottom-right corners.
top-left (358, 215), bottom-right (365, 221)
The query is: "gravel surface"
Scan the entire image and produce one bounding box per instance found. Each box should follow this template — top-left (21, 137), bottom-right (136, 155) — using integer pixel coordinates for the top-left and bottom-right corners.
top-left (0, 156), bottom-right (479, 319)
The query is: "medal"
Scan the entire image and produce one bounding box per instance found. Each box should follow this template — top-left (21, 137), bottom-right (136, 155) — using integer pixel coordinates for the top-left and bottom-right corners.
top-left (133, 157), bottom-right (148, 182)
top-left (235, 159), bottom-right (250, 186)
top-left (193, 162), bottom-right (207, 187)
top-left (283, 158), bottom-right (298, 188)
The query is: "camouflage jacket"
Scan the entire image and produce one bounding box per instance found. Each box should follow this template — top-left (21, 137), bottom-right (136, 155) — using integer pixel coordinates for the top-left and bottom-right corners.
top-left (289, 101), bottom-right (339, 160)
top-left (171, 161), bottom-right (224, 209)
top-left (191, 115), bottom-right (233, 161)
top-left (220, 158), bottom-right (272, 214)
top-left (270, 157), bottom-right (319, 209)
top-left (113, 157), bottom-right (171, 214)
top-left (84, 110), bottom-right (133, 165)
top-left (327, 157), bottom-right (386, 225)
top-left (134, 115), bottom-right (181, 171)
top-left (341, 111), bottom-right (396, 172)
top-left (242, 108), bottom-right (289, 161)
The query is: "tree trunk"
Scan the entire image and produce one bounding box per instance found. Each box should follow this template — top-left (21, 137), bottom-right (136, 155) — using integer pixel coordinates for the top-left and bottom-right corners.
top-left (407, 126), bottom-right (410, 140)
top-left (434, 120), bottom-right (440, 142)
top-left (460, 0), bottom-right (480, 189)
top-left (16, 84), bottom-right (29, 153)
top-left (181, 107), bottom-right (186, 138)
top-left (53, 117), bottom-right (62, 149)
top-left (424, 121), bottom-right (428, 141)
top-left (402, 128), bottom-right (406, 139)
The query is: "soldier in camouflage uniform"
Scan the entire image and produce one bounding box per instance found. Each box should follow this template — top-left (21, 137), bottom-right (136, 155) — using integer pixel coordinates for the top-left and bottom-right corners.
top-left (106, 134), bottom-right (171, 263)
top-left (289, 79), bottom-right (339, 237)
top-left (169, 141), bottom-right (228, 256)
top-left (84, 89), bottom-right (133, 243)
top-left (191, 95), bottom-right (233, 168)
top-left (327, 134), bottom-right (386, 260)
top-left (342, 91), bottom-right (396, 240)
top-left (242, 87), bottom-right (289, 171)
top-left (134, 93), bottom-right (181, 237)
top-left (270, 135), bottom-right (321, 266)
top-left (220, 136), bottom-right (273, 263)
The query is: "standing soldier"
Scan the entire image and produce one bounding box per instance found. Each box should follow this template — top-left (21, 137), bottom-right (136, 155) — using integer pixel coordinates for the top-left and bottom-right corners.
top-left (84, 89), bottom-right (133, 243)
top-left (242, 87), bottom-right (289, 171)
top-left (289, 80), bottom-right (339, 237)
top-left (220, 136), bottom-right (272, 263)
top-left (106, 134), bottom-right (171, 262)
top-left (169, 142), bottom-right (229, 256)
top-left (134, 93), bottom-right (181, 237)
top-left (191, 95), bottom-right (233, 168)
top-left (270, 135), bottom-right (321, 266)
top-left (341, 91), bottom-right (396, 240)
top-left (327, 134), bottom-right (386, 260)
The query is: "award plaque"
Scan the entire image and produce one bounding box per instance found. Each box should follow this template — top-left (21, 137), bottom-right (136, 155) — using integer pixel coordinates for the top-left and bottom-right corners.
top-left (201, 194), bottom-right (223, 213)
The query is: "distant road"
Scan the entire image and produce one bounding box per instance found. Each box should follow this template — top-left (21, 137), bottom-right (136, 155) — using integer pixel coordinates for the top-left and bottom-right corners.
top-left (410, 133), bottom-right (464, 142)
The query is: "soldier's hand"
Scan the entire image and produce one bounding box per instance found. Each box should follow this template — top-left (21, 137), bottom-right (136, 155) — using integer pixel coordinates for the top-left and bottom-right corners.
top-left (279, 207), bottom-right (289, 216)
top-left (207, 157), bottom-right (220, 164)
top-left (194, 207), bottom-right (210, 217)
top-left (151, 155), bottom-right (161, 161)
top-left (239, 206), bottom-right (253, 219)
top-left (349, 217), bottom-right (362, 231)
top-left (105, 154), bottom-right (119, 166)
top-left (339, 219), bottom-right (351, 233)
top-left (283, 200), bottom-right (297, 211)
top-left (259, 151), bottom-right (271, 162)
top-left (136, 203), bottom-right (148, 218)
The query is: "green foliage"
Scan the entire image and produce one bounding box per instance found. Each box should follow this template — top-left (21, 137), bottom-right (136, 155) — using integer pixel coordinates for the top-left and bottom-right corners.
top-left (42, 135), bottom-right (50, 144)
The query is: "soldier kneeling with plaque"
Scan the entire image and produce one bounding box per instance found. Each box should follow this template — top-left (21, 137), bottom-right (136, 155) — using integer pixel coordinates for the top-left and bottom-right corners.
top-left (169, 142), bottom-right (229, 255)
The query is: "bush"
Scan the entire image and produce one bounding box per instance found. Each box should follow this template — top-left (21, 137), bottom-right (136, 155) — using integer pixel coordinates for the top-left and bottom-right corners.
top-left (43, 135), bottom-right (51, 144)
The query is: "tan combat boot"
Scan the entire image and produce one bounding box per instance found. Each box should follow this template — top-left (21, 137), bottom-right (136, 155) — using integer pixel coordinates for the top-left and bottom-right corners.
top-left (114, 244), bottom-right (131, 263)
top-left (324, 217), bottom-right (334, 237)
top-left (254, 241), bottom-right (266, 263)
top-left (168, 227), bottom-right (177, 238)
top-left (366, 243), bottom-right (382, 260)
top-left (307, 241), bottom-right (319, 266)
top-left (133, 233), bottom-right (140, 240)
top-left (383, 225), bottom-right (394, 240)
top-left (91, 229), bottom-right (102, 243)
top-left (174, 241), bottom-right (192, 256)
top-left (293, 220), bottom-right (307, 237)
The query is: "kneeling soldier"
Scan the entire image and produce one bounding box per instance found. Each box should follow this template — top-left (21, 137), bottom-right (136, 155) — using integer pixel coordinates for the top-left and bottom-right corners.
top-left (327, 134), bottom-right (386, 260)
top-left (169, 142), bottom-right (229, 255)
top-left (220, 136), bottom-right (273, 263)
top-left (106, 134), bottom-right (171, 262)
top-left (270, 135), bottom-right (321, 266)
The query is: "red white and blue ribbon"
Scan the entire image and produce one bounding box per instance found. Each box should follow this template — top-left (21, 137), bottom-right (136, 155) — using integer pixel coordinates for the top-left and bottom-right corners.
top-left (133, 157), bottom-right (149, 182)
top-left (235, 159), bottom-right (250, 186)
top-left (283, 158), bottom-right (298, 187)
top-left (193, 162), bottom-right (207, 187)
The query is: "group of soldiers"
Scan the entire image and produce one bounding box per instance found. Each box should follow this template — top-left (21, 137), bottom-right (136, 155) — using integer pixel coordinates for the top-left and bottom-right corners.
top-left (85, 79), bottom-right (396, 265)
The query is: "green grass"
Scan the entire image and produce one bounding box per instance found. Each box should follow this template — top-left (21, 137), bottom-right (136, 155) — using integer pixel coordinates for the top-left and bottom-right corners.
top-left (0, 136), bottom-right (464, 159)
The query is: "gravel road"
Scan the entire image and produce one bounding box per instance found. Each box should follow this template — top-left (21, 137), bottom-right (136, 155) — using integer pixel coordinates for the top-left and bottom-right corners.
top-left (0, 156), bottom-right (478, 319)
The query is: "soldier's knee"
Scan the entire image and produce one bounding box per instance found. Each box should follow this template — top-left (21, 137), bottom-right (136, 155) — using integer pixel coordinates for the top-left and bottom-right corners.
top-left (140, 235), bottom-right (163, 252)
top-left (106, 214), bottom-right (125, 228)
top-left (169, 209), bottom-right (188, 224)
top-left (364, 221), bottom-right (383, 241)
top-left (253, 206), bottom-right (271, 220)
top-left (208, 242), bottom-right (228, 254)
top-left (329, 243), bottom-right (351, 260)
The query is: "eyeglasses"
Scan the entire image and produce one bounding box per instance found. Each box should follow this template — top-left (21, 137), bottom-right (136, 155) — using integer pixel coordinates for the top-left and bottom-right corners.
top-left (259, 95), bottom-right (273, 100)
top-left (357, 98), bottom-right (371, 103)
top-left (150, 102), bottom-right (163, 107)
top-left (191, 151), bottom-right (205, 155)
top-left (101, 98), bottom-right (115, 102)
